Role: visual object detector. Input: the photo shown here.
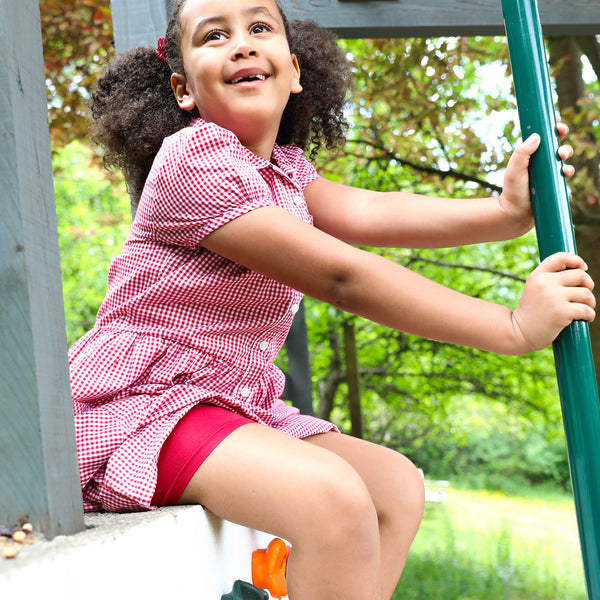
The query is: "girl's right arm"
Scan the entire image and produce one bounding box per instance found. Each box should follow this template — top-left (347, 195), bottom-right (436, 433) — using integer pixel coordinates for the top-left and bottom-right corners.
top-left (201, 205), bottom-right (595, 355)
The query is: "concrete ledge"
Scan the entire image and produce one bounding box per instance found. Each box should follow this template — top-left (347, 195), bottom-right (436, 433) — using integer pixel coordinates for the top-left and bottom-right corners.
top-left (0, 505), bottom-right (282, 599)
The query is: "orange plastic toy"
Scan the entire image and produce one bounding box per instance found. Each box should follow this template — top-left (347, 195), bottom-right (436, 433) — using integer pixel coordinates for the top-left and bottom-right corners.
top-left (252, 538), bottom-right (290, 598)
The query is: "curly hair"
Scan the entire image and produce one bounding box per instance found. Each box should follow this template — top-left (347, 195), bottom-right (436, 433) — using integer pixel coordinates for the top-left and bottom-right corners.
top-left (90, 0), bottom-right (351, 205)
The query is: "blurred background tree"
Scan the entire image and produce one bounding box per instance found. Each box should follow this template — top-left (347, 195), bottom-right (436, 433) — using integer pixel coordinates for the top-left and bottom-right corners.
top-left (42, 0), bottom-right (113, 145)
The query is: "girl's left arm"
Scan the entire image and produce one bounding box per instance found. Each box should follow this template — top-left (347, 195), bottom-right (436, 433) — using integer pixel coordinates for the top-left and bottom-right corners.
top-left (306, 126), bottom-right (574, 249)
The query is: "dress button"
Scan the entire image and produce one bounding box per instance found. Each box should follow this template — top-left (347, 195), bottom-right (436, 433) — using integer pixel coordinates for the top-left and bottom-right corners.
top-left (293, 195), bottom-right (303, 205)
top-left (290, 304), bottom-right (300, 314)
top-left (259, 341), bottom-right (269, 351)
top-left (239, 387), bottom-right (251, 398)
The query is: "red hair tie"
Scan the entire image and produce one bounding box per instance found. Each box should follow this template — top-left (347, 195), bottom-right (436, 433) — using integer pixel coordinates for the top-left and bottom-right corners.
top-left (156, 37), bottom-right (168, 65)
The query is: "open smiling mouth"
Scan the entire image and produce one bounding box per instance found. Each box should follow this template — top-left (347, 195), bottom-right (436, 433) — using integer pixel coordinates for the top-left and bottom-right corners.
top-left (229, 74), bottom-right (269, 84)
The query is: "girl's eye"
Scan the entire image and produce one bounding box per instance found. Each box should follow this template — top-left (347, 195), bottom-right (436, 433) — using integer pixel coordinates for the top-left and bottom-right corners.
top-left (204, 29), bottom-right (227, 43)
top-left (250, 22), bottom-right (272, 35)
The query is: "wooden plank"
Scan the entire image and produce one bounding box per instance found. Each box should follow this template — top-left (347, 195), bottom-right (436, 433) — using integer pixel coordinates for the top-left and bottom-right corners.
top-left (111, 0), bottom-right (170, 53)
top-left (282, 303), bottom-right (314, 416)
top-left (280, 0), bottom-right (600, 37)
top-left (0, 0), bottom-right (84, 538)
top-left (111, 0), bottom-right (600, 46)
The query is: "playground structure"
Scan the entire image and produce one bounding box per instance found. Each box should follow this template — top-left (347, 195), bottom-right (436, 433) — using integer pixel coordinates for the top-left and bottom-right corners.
top-left (1, 0), bottom-right (599, 597)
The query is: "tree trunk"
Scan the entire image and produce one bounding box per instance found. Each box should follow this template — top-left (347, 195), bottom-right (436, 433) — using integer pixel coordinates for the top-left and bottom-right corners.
top-left (343, 319), bottom-right (363, 439)
top-left (547, 36), bottom-right (600, 382)
top-left (576, 224), bottom-right (600, 378)
top-left (317, 328), bottom-right (343, 421)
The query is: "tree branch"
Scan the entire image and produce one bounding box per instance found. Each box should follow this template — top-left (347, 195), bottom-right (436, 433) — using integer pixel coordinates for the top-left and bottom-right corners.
top-left (575, 36), bottom-right (600, 82)
top-left (403, 253), bottom-right (527, 283)
top-left (345, 138), bottom-right (504, 193)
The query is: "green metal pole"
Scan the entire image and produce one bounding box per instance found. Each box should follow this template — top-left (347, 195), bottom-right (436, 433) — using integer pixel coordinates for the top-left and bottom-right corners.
top-left (502, 1), bottom-right (600, 597)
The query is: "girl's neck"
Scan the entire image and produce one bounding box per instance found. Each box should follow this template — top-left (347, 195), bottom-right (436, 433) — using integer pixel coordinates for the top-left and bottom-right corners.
top-left (193, 115), bottom-right (279, 160)
top-left (236, 120), bottom-right (280, 161)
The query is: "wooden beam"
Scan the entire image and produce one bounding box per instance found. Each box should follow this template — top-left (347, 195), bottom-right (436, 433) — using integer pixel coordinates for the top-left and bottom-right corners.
top-left (0, 0), bottom-right (84, 538)
top-left (111, 0), bottom-right (170, 53)
top-left (111, 0), bottom-right (600, 49)
top-left (279, 0), bottom-right (600, 37)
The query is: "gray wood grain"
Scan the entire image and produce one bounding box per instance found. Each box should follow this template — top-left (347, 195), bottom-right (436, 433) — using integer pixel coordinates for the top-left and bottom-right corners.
top-left (111, 0), bottom-right (170, 52)
top-left (280, 0), bottom-right (600, 37)
top-left (0, 0), bottom-right (84, 538)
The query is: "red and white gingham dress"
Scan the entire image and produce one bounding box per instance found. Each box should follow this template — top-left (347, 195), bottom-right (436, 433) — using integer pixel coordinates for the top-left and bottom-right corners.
top-left (69, 119), bottom-right (338, 512)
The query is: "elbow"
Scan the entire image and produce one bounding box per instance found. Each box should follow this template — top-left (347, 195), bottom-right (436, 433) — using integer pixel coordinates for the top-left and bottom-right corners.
top-left (314, 260), bottom-right (368, 313)
top-left (295, 245), bottom-right (378, 313)
top-left (324, 273), bottom-right (354, 311)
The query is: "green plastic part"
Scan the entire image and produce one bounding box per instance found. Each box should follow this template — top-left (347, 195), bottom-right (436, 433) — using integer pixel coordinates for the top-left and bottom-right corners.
top-left (502, 1), bottom-right (600, 598)
top-left (221, 580), bottom-right (269, 600)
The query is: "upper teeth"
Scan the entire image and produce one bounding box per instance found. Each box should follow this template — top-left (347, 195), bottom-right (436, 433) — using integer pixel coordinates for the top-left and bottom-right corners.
top-left (231, 74), bottom-right (267, 84)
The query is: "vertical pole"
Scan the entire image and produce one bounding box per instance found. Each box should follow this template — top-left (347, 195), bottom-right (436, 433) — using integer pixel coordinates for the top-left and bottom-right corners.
top-left (282, 303), bottom-right (315, 415)
top-left (502, 1), bottom-right (600, 598)
top-left (0, 0), bottom-right (84, 537)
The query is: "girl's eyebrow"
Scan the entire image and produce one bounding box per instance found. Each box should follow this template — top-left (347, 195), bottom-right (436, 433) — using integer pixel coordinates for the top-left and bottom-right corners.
top-left (192, 6), bottom-right (278, 37)
top-left (193, 16), bottom-right (224, 33)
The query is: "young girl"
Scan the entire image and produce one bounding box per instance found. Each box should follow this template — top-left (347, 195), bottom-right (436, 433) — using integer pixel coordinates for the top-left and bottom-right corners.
top-left (72, 0), bottom-right (595, 598)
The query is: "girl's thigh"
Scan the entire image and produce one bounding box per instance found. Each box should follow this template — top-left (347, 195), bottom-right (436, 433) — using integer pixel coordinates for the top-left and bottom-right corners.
top-left (304, 431), bottom-right (425, 515)
top-left (178, 423), bottom-right (377, 542)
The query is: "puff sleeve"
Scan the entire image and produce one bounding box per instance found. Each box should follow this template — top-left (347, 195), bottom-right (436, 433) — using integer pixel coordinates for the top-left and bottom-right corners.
top-left (137, 122), bottom-right (277, 248)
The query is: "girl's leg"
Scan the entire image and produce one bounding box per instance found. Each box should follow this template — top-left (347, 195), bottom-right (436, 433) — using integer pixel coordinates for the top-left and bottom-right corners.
top-left (179, 423), bottom-right (384, 600)
top-left (306, 432), bottom-right (425, 600)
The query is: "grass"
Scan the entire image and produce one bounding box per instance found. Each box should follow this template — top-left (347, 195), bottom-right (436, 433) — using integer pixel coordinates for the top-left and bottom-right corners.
top-left (393, 487), bottom-right (586, 600)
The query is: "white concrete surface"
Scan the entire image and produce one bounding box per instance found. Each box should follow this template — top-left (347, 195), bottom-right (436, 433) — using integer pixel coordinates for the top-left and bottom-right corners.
top-left (0, 505), bottom-right (286, 599)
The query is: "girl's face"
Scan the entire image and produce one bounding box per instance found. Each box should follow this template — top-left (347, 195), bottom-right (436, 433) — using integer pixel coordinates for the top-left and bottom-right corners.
top-left (171, 0), bottom-right (302, 156)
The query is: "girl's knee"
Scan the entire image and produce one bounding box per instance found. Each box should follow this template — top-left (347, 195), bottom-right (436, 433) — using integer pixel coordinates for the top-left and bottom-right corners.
top-left (295, 461), bottom-right (379, 549)
top-left (382, 453), bottom-right (425, 527)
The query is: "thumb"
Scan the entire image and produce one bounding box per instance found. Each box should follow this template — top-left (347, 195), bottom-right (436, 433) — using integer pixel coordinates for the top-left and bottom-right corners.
top-left (517, 133), bottom-right (541, 159)
top-left (505, 133), bottom-right (540, 178)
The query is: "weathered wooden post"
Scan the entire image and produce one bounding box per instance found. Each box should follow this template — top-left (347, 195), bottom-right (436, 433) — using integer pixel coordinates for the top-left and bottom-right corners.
top-left (0, 0), bottom-right (84, 537)
top-left (110, 0), bottom-right (169, 53)
top-left (502, 1), bottom-right (600, 597)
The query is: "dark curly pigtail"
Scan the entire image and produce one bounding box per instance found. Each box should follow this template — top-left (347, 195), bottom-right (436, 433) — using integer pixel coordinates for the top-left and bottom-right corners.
top-left (90, 0), bottom-right (194, 207)
top-left (89, 47), bottom-right (192, 205)
top-left (278, 19), bottom-right (352, 156)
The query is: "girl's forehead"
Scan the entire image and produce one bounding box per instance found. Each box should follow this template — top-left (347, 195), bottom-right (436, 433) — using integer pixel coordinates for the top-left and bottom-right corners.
top-left (180, 0), bottom-right (283, 22)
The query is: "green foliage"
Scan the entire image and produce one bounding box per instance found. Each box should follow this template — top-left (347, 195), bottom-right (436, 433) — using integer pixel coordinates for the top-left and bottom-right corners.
top-left (318, 36), bottom-right (516, 196)
top-left (54, 141), bottom-right (130, 345)
top-left (410, 398), bottom-right (571, 491)
top-left (394, 488), bottom-right (585, 600)
top-left (41, 0), bottom-right (114, 146)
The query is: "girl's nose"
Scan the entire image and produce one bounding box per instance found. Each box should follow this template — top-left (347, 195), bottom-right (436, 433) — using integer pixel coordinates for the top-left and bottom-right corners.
top-left (230, 33), bottom-right (257, 60)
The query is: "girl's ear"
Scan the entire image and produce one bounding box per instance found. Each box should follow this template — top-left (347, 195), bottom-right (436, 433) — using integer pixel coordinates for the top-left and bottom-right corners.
top-left (290, 54), bottom-right (302, 95)
top-left (171, 73), bottom-right (196, 111)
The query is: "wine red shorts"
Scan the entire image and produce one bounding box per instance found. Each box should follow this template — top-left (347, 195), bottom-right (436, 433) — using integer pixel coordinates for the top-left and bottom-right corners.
top-left (152, 404), bottom-right (253, 506)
